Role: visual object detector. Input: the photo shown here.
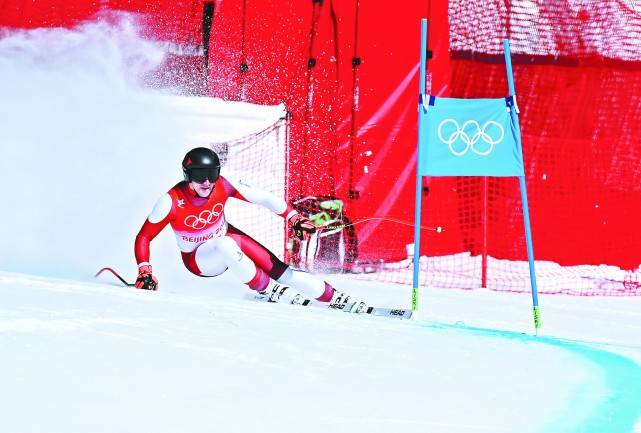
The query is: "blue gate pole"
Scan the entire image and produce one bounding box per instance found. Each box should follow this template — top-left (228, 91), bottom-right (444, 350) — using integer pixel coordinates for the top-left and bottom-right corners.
top-left (412, 18), bottom-right (428, 311)
top-left (503, 39), bottom-right (541, 332)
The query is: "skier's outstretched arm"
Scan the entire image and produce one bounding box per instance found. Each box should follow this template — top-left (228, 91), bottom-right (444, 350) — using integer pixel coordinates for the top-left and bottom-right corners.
top-left (222, 176), bottom-right (315, 239)
top-left (134, 193), bottom-right (173, 290)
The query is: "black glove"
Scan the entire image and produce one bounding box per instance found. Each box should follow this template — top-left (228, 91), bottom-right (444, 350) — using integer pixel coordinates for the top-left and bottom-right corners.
top-left (134, 265), bottom-right (158, 291)
top-left (288, 213), bottom-right (316, 240)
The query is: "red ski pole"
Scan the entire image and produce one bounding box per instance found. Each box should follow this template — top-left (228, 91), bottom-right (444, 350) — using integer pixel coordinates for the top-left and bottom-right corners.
top-left (95, 267), bottom-right (134, 287)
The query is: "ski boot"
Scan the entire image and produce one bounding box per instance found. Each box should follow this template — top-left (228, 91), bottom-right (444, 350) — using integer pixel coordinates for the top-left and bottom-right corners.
top-left (258, 281), bottom-right (310, 306)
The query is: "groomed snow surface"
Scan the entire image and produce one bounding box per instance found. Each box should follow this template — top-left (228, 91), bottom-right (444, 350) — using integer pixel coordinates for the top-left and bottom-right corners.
top-left (1, 16), bottom-right (641, 433)
top-left (2, 273), bottom-right (641, 433)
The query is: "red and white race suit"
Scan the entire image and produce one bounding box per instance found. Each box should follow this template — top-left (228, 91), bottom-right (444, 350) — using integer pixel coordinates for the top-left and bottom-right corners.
top-left (134, 175), bottom-right (334, 301)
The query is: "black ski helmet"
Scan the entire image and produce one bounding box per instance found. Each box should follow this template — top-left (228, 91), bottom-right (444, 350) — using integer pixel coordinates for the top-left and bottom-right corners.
top-left (182, 147), bottom-right (221, 183)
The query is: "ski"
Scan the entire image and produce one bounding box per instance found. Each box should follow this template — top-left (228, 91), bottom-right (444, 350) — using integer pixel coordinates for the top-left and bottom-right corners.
top-left (250, 293), bottom-right (412, 319)
top-left (365, 306), bottom-right (413, 320)
top-left (328, 302), bottom-right (413, 320)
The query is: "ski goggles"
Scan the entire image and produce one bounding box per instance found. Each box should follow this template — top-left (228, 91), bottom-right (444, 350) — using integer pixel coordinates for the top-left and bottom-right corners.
top-left (187, 167), bottom-right (220, 184)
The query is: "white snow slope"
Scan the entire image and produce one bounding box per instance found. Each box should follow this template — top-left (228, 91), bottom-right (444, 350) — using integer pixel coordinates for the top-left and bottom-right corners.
top-left (1, 16), bottom-right (641, 433)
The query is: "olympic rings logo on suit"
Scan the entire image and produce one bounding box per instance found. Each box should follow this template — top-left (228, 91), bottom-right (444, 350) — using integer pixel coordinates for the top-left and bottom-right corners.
top-left (184, 203), bottom-right (224, 230)
top-left (437, 119), bottom-right (505, 156)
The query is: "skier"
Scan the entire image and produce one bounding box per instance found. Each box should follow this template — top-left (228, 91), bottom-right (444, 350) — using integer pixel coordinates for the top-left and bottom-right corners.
top-left (134, 147), bottom-right (364, 311)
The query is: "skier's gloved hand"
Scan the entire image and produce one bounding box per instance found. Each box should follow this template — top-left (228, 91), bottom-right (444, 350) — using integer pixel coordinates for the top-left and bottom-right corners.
top-left (288, 212), bottom-right (316, 240)
top-left (135, 264), bottom-right (158, 291)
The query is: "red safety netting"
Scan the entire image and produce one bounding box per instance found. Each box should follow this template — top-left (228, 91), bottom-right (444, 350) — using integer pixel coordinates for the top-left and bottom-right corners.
top-left (398, 0), bottom-right (641, 294)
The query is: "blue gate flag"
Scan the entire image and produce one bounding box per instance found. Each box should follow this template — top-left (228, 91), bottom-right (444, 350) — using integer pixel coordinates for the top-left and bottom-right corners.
top-left (419, 96), bottom-right (525, 177)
